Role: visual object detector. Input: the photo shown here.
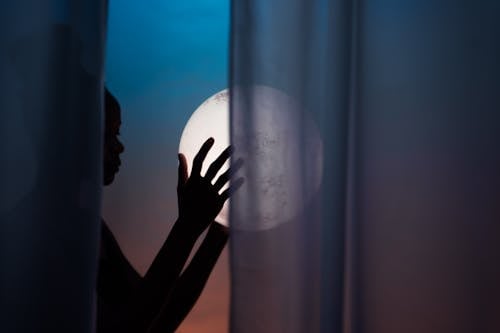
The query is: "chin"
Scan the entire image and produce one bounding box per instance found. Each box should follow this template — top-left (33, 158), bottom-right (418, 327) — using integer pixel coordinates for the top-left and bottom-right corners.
top-left (103, 174), bottom-right (115, 186)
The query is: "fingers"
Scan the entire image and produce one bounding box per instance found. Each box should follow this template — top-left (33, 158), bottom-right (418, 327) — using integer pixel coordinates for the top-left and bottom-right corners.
top-left (213, 158), bottom-right (244, 192)
top-left (191, 137), bottom-right (215, 177)
top-left (177, 153), bottom-right (188, 189)
top-left (220, 177), bottom-right (245, 202)
top-left (205, 145), bottom-right (232, 181)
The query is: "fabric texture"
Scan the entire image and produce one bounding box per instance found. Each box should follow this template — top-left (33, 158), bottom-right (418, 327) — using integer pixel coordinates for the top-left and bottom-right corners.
top-left (228, 0), bottom-right (500, 332)
top-left (0, 1), bottom-right (108, 332)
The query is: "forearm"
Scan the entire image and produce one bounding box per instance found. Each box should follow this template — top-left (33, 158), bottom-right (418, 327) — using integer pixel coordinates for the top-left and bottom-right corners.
top-left (133, 218), bottom-right (201, 330)
top-left (147, 222), bottom-right (229, 333)
top-left (144, 218), bottom-right (200, 286)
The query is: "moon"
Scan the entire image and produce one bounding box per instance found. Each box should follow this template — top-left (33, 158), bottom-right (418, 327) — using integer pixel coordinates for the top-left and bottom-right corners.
top-left (179, 90), bottom-right (231, 226)
top-left (179, 86), bottom-right (322, 230)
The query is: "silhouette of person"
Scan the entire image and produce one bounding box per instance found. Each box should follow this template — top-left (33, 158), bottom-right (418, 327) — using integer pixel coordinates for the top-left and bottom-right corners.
top-left (98, 88), bottom-right (243, 333)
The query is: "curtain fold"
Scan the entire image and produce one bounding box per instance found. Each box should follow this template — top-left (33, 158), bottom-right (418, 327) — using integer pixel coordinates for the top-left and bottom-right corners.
top-left (229, 0), bottom-right (500, 332)
top-left (0, 1), bottom-right (108, 332)
top-left (229, 0), bottom-right (351, 332)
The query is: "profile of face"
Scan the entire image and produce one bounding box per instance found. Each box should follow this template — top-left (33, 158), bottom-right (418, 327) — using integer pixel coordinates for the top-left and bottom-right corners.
top-left (103, 89), bottom-right (124, 186)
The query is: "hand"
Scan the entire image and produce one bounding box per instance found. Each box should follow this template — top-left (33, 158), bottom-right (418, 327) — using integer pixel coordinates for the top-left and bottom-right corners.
top-left (177, 137), bottom-right (243, 237)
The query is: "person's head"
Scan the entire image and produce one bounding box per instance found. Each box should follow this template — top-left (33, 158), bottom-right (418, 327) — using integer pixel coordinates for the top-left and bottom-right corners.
top-left (103, 88), bottom-right (124, 186)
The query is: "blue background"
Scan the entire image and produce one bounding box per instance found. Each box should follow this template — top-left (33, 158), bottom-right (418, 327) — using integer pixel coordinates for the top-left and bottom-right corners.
top-left (103, 1), bottom-right (231, 331)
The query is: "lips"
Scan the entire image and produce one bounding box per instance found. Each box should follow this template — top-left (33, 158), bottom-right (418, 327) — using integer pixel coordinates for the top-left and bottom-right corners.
top-left (109, 157), bottom-right (121, 172)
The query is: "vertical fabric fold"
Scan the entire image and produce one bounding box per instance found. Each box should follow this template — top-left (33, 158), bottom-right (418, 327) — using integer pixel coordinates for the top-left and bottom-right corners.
top-left (0, 1), bottom-right (108, 332)
top-left (229, 0), bottom-right (353, 332)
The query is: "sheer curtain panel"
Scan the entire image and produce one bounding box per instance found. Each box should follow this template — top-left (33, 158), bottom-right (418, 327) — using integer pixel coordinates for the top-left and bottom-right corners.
top-left (229, 0), bottom-right (500, 332)
top-left (0, 1), bottom-right (108, 332)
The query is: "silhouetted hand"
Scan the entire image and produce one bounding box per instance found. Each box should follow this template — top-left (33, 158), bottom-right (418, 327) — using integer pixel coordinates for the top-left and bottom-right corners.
top-left (177, 137), bottom-right (243, 237)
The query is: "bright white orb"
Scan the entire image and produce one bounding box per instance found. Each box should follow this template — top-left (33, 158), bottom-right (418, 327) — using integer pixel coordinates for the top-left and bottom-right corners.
top-left (179, 90), bottom-right (231, 226)
top-left (179, 86), bottom-right (323, 230)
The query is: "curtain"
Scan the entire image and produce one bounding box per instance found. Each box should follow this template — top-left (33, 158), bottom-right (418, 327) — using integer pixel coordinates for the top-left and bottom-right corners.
top-left (229, 1), bottom-right (500, 333)
top-left (0, 1), bottom-right (107, 332)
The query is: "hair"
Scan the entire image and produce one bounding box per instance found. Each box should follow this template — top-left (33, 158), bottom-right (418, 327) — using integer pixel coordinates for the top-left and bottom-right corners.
top-left (104, 87), bottom-right (119, 108)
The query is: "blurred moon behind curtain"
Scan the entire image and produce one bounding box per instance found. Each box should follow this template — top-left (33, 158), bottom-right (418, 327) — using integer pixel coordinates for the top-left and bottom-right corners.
top-left (229, 0), bottom-right (500, 333)
top-left (0, 0), bottom-right (107, 332)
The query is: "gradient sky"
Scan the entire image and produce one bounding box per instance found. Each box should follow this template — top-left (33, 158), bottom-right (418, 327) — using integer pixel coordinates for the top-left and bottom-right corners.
top-left (102, 1), bottom-right (230, 332)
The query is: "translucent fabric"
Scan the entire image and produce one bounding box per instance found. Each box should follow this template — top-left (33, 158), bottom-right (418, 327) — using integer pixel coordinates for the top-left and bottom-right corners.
top-left (229, 0), bottom-right (500, 332)
top-left (0, 1), bottom-right (107, 332)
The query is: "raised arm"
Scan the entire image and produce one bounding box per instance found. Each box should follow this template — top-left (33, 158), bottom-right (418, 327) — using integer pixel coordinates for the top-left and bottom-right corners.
top-left (131, 138), bottom-right (242, 331)
top-left (146, 222), bottom-right (229, 333)
top-left (129, 218), bottom-right (200, 331)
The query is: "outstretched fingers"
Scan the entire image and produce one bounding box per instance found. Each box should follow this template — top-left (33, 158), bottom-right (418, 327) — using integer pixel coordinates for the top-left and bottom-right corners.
top-left (220, 177), bottom-right (245, 203)
top-left (205, 145), bottom-right (232, 181)
top-left (191, 137), bottom-right (215, 177)
top-left (213, 158), bottom-right (244, 192)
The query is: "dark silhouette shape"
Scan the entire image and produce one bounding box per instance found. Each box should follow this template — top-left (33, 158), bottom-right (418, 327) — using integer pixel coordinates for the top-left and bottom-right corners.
top-left (97, 88), bottom-right (243, 333)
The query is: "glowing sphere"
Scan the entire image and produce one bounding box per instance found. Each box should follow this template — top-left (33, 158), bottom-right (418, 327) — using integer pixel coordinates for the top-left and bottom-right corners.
top-left (179, 86), bottom-right (322, 230)
top-left (179, 90), bottom-right (231, 226)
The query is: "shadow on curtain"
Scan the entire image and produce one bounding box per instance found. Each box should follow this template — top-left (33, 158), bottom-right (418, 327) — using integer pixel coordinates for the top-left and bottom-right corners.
top-left (0, 1), bottom-right (107, 332)
top-left (229, 0), bottom-right (500, 332)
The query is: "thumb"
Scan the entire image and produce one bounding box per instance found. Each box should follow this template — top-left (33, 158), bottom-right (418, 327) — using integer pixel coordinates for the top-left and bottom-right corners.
top-left (177, 153), bottom-right (189, 189)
